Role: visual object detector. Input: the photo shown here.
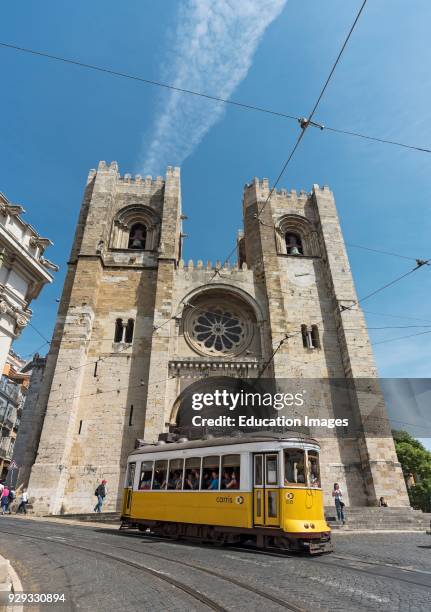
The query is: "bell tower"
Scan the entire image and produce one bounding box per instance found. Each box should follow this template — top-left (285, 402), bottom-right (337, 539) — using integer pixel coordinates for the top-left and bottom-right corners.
top-left (25, 162), bottom-right (182, 515)
top-left (241, 179), bottom-right (409, 506)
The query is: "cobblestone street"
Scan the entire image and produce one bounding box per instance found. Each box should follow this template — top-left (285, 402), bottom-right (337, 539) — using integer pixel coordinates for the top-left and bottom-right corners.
top-left (0, 517), bottom-right (430, 611)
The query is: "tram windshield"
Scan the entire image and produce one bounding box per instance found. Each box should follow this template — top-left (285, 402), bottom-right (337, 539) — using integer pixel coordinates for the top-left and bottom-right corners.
top-left (284, 449), bottom-right (306, 485)
top-left (307, 450), bottom-right (320, 487)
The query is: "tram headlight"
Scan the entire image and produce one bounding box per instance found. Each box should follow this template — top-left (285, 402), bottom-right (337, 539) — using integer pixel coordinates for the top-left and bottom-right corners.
top-left (304, 523), bottom-right (309, 528)
top-left (310, 523), bottom-right (315, 529)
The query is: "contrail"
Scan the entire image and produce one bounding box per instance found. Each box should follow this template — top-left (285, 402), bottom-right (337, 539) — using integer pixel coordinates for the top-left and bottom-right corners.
top-left (140, 0), bottom-right (287, 175)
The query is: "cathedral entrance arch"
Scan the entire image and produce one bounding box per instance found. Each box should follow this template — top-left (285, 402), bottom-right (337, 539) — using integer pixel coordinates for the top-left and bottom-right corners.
top-left (169, 376), bottom-right (273, 439)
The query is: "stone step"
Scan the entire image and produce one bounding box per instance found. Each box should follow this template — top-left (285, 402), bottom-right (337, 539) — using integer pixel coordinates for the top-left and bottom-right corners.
top-left (54, 512), bottom-right (121, 523)
top-left (325, 507), bottom-right (431, 531)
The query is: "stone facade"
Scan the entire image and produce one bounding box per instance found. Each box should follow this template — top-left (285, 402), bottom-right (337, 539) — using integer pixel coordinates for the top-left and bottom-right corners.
top-left (24, 162), bottom-right (409, 514)
top-left (0, 193), bottom-right (57, 375)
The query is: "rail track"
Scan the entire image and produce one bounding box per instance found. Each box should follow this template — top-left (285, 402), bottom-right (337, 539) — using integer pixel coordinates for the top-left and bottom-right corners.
top-left (0, 528), bottom-right (305, 611)
top-left (113, 529), bottom-right (431, 590)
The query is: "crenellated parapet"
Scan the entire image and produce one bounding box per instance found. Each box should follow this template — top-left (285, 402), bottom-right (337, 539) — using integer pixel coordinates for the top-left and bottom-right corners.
top-left (177, 259), bottom-right (251, 273)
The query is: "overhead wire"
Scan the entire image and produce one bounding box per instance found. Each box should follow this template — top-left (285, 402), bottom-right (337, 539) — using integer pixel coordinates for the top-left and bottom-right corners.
top-left (206, 0), bottom-right (369, 281)
top-left (1, 39), bottom-right (429, 155)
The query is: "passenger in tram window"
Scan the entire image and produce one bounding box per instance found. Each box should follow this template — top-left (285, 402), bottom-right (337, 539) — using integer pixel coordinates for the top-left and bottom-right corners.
top-left (225, 470), bottom-right (239, 490)
top-left (174, 471), bottom-right (183, 490)
top-left (152, 471), bottom-right (162, 490)
top-left (284, 449), bottom-right (306, 486)
top-left (208, 470), bottom-right (219, 490)
top-left (201, 471), bottom-right (210, 489)
top-left (308, 451), bottom-right (320, 487)
top-left (189, 470), bottom-right (200, 490)
top-left (139, 477), bottom-right (152, 490)
top-left (221, 470), bottom-right (230, 489)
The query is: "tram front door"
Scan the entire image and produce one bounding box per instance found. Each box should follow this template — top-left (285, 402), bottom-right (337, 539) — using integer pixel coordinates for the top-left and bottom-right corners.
top-left (253, 453), bottom-right (280, 527)
top-left (123, 462), bottom-right (135, 517)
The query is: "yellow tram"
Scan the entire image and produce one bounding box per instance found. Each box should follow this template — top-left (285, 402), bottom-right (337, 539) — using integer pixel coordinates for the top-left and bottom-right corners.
top-left (121, 433), bottom-right (332, 554)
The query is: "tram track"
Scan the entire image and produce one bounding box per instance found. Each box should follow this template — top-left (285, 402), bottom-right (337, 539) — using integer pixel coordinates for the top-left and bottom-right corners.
top-left (87, 529), bottom-right (431, 591)
top-left (119, 531), bottom-right (431, 590)
top-left (0, 528), bottom-right (305, 611)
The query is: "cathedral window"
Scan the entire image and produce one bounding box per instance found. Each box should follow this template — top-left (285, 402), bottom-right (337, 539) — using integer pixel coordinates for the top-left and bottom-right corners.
top-left (125, 319), bottom-right (134, 343)
top-left (128, 223), bottom-right (147, 250)
top-left (114, 318), bottom-right (135, 343)
top-left (114, 318), bottom-right (123, 342)
top-left (285, 232), bottom-right (303, 255)
top-left (301, 324), bottom-right (320, 349)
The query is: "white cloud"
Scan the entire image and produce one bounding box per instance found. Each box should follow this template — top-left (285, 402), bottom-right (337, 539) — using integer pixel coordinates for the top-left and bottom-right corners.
top-left (139, 0), bottom-right (287, 175)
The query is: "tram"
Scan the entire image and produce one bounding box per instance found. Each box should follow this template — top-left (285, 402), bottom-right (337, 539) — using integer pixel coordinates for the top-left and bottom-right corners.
top-left (121, 433), bottom-right (332, 554)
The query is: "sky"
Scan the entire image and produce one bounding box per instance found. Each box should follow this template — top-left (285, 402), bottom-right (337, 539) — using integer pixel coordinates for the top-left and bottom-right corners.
top-left (0, 1), bottom-right (430, 440)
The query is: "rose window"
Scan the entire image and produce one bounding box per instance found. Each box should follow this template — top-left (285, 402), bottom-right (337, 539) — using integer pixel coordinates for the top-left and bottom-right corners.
top-left (184, 303), bottom-right (253, 356)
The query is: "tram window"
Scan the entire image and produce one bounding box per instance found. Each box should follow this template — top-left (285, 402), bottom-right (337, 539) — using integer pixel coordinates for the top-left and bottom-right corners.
top-left (167, 458), bottom-right (184, 490)
top-left (202, 456), bottom-right (220, 490)
top-left (126, 462), bottom-right (136, 488)
top-left (152, 460), bottom-right (168, 490)
top-left (254, 455), bottom-right (263, 486)
top-left (139, 461), bottom-right (153, 490)
top-left (221, 455), bottom-right (240, 490)
top-left (184, 457), bottom-right (201, 490)
top-left (266, 455), bottom-right (278, 486)
top-left (307, 450), bottom-right (320, 487)
top-left (284, 449), bottom-right (305, 485)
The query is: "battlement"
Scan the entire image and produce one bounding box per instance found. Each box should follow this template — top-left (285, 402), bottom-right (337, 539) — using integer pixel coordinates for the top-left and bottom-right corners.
top-left (177, 259), bottom-right (250, 273)
top-left (87, 161), bottom-right (180, 187)
top-left (243, 178), bottom-right (313, 201)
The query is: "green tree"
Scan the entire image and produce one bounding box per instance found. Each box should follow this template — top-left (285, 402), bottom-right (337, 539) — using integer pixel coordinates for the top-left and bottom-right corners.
top-left (393, 430), bottom-right (431, 512)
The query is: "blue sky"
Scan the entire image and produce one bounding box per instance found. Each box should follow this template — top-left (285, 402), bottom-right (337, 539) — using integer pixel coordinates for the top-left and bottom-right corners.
top-left (0, 1), bottom-right (430, 437)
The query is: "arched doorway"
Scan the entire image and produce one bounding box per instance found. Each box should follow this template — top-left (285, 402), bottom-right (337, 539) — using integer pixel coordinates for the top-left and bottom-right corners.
top-left (170, 376), bottom-right (274, 439)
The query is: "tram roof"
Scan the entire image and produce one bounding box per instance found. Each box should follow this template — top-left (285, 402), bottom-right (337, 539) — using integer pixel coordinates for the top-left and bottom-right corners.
top-left (129, 432), bottom-right (319, 456)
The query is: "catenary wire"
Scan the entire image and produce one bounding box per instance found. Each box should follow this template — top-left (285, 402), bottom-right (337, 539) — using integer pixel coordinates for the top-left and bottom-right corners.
top-left (372, 329), bottom-right (431, 346)
top-left (206, 0), bottom-right (369, 280)
top-left (362, 310), bottom-right (431, 324)
top-left (1, 40), bottom-right (429, 155)
top-left (345, 242), bottom-right (420, 262)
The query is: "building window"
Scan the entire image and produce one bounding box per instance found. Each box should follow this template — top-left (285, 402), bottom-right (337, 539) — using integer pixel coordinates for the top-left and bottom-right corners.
top-left (128, 223), bottom-right (147, 250)
top-left (114, 318), bottom-right (123, 343)
top-left (301, 324), bottom-right (320, 349)
top-left (114, 318), bottom-right (134, 343)
top-left (285, 232), bottom-right (303, 255)
top-left (125, 319), bottom-right (134, 343)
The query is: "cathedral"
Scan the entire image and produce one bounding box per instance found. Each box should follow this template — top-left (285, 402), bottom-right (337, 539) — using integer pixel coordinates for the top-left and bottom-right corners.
top-left (19, 161), bottom-right (409, 514)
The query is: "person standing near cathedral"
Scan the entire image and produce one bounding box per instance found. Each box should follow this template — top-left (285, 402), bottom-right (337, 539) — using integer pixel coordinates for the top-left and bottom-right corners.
top-left (94, 479), bottom-right (107, 513)
top-left (332, 482), bottom-right (345, 524)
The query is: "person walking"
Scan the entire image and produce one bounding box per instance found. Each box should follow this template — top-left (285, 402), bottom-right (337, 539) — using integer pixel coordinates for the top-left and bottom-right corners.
top-left (94, 480), bottom-right (107, 513)
top-left (1, 485), bottom-right (10, 515)
top-left (332, 482), bottom-right (345, 524)
top-left (17, 489), bottom-right (29, 514)
top-left (8, 487), bottom-right (16, 514)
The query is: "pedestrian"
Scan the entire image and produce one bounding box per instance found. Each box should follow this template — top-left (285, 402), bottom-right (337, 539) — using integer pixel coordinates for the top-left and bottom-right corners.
top-left (8, 487), bottom-right (16, 514)
top-left (17, 489), bottom-right (29, 514)
top-left (378, 496), bottom-right (388, 507)
top-left (1, 485), bottom-right (10, 515)
top-left (94, 479), bottom-right (107, 513)
top-left (332, 482), bottom-right (345, 524)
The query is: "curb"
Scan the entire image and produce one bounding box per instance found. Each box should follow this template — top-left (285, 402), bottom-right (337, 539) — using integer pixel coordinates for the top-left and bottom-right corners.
top-left (0, 553), bottom-right (23, 612)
